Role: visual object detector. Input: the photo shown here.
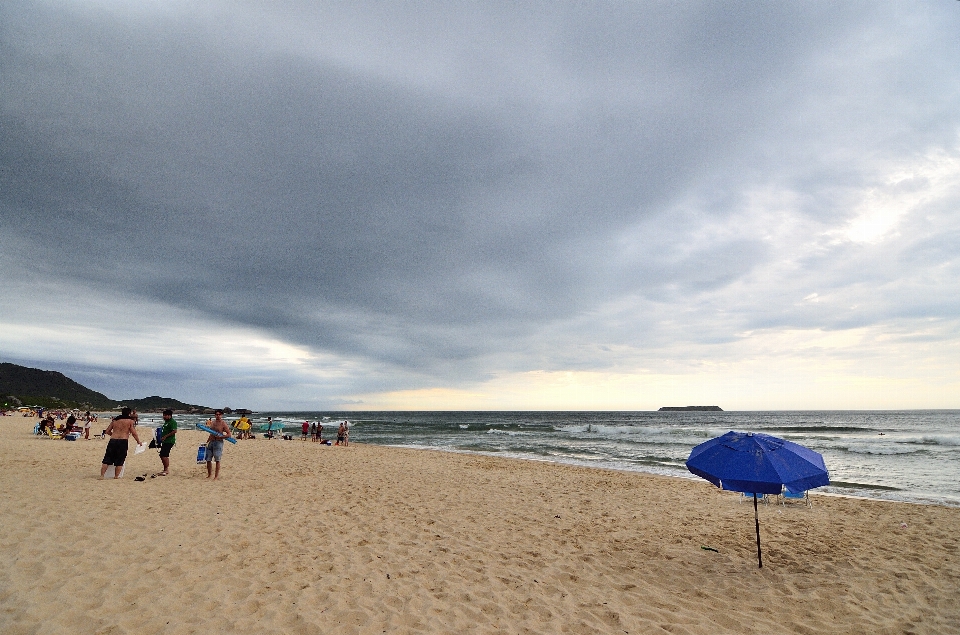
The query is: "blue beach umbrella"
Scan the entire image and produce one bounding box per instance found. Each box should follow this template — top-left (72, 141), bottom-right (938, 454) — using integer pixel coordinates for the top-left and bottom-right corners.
top-left (685, 431), bottom-right (830, 568)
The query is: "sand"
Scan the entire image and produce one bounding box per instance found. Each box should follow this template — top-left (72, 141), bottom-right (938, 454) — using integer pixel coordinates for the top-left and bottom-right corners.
top-left (1, 415), bottom-right (958, 634)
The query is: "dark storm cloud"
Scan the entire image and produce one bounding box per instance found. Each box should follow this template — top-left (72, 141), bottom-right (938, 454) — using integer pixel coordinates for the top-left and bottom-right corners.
top-left (2, 0), bottom-right (959, 396)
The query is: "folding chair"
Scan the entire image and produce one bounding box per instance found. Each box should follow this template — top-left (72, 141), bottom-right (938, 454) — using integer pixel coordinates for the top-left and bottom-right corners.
top-left (779, 487), bottom-right (811, 508)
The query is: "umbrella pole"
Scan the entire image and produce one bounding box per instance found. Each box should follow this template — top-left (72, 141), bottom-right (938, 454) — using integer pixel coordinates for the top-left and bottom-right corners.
top-left (754, 493), bottom-right (763, 568)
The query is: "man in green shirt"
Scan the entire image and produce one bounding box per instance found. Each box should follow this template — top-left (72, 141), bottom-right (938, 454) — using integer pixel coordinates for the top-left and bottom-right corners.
top-left (158, 408), bottom-right (177, 475)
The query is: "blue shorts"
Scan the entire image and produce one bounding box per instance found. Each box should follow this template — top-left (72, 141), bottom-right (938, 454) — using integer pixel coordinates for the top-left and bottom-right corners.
top-left (205, 439), bottom-right (224, 461)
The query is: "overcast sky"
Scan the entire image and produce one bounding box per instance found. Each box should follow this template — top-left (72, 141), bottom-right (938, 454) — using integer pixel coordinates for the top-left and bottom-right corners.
top-left (2, 1), bottom-right (959, 410)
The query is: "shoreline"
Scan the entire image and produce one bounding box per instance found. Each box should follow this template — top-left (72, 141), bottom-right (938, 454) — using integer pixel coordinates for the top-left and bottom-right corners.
top-left (18, 411), bottom-right (958, 507)
top-left (377, 443), bottom-right (960, 509)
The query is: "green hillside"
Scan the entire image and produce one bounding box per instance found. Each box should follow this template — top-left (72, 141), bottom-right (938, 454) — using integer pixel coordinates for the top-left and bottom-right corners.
top-left (0, 363), bottom-right (210, 412)
top-left (117, 395), bottom-right (209, 414)
top-left (1, 362), bottom-right (114, 409)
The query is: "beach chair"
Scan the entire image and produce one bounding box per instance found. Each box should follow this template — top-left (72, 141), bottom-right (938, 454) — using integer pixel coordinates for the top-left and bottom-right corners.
top-left (739, 492), bottom-right (767, 504)
top-left (43, 427), bottom-right (63, 439)
top-left (779, 487), bottom-right (811, 508)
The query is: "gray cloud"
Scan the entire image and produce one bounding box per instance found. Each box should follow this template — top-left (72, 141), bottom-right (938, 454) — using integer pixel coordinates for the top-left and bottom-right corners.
top-left (2, 1), bottom-right (959, 405)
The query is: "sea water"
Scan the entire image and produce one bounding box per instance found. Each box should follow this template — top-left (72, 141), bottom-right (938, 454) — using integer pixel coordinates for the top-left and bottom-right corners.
top-left (137, 410), bottom-right (960, 507)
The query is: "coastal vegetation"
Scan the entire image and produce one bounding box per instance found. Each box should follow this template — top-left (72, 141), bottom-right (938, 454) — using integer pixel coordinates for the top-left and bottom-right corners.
top-left (0, 362), bottom-right (210, 413)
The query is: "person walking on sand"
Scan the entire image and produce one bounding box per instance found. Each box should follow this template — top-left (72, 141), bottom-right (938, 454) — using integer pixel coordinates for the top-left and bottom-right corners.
top-left (205, 409), bottom-right (233, 480)
top-left (157, 408), bottom-right (177, 475)
top-left (100, 407), bottom-right (141, 479)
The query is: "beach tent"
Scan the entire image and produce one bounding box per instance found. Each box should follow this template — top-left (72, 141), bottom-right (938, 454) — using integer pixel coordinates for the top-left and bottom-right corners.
top-left (685, 431), bottom-right (829, 568)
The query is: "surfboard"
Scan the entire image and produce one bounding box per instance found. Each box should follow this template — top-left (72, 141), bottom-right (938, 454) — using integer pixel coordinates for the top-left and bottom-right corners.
top-left (197, 423), bottom-right (238, 443)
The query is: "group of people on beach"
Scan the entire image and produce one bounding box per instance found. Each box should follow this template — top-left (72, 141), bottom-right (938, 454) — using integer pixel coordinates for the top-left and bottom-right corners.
top-left (231, 414), bottom-right (253, 439)
top-left (98, 407), bottom-right (230, 480)
top-left (298, 420), bottom-right (349, 445)
top-left (36, 410), bottom-right (96, 439)
top-left (94, 409), bottom-right (350, 481)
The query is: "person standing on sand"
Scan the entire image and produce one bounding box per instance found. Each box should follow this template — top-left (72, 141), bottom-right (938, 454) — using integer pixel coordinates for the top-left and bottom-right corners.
top-left (83, 411), bottom-right (91, 439)
top-left (234, 415), bottom-right (251, 439)
top-left (336, 421), bottom-right (347, 446)
top-left (157, 408), bottom-right (177, 476)
top-left (100, 407), bottom-right (141, 479)
top-left (205, 409), bottom-right (233, 480)
top-left (302, 420), bottom-right (309, 440)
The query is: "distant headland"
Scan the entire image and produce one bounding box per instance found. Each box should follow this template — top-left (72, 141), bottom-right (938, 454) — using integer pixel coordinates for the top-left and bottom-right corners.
top-left (0, 362), bottom-right (220, 413)
top-left (658, 406), bottom-right (723, 412)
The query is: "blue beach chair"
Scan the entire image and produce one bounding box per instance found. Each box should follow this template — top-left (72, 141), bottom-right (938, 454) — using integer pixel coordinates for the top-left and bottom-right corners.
top-left (779, 486), bottom-right (811, 508)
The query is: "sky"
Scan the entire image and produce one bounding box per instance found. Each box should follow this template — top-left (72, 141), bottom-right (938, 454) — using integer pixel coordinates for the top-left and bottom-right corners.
top-left (2, 1), bottom-right (959, 411)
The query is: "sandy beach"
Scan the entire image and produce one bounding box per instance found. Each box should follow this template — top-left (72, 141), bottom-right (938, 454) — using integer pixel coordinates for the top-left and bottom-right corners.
top-left (1, 415), bottom-right (958, 634)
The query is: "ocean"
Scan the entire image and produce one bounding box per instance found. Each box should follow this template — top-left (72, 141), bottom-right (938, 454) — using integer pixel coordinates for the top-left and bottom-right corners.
top-left (138, 410), bottom-right (960, 507)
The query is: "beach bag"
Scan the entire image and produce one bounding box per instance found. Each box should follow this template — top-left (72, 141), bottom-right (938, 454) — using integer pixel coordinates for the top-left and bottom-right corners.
top-left (196, 445), bottom-right (207, 464)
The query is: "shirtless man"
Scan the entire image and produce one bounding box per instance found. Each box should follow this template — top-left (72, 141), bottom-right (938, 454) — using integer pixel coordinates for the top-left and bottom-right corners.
top-left (205, 410), bottom-right (233, 480)
top-left (100, 407), bottom-right (142, 479)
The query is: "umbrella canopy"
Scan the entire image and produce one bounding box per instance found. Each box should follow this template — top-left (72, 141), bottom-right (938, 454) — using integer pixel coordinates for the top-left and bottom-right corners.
top-left (686, 430), bottom-right (829, 495)
top-left (685, 430), bottom-right (829, 568)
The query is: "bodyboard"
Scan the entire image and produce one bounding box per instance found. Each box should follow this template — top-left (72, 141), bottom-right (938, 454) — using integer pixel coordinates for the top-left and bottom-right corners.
top-left (197, 423), bottom-right (238, 443)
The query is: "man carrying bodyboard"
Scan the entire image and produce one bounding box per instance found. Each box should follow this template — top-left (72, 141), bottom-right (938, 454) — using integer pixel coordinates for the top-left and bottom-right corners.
top-left (100, 407), bottom-right (142, 479)
top-left (205, 409), bottom-right (233, 481)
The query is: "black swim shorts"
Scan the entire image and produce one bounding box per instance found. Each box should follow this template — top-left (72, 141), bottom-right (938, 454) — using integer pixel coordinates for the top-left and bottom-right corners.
top-left (102, 438), bottom-right (129, 466)
top-left (158, 442), bottom-right (174, 458)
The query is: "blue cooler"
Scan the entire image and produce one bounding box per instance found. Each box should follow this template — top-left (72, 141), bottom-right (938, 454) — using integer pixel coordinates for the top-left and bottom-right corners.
top-left (65, 432), bottom-right (81, 441)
